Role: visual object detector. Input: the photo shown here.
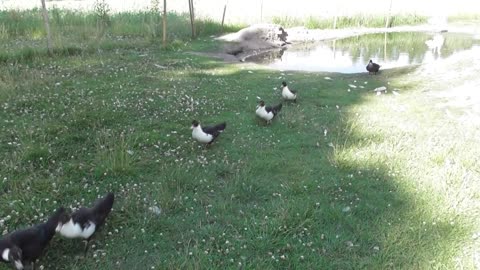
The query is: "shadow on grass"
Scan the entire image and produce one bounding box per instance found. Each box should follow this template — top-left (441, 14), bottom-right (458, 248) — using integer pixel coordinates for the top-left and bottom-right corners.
top-left (0, 43), bottom-right (471, 269)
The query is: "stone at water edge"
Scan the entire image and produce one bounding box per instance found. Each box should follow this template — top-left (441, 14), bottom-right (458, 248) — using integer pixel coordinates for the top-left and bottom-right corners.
top-left (374, 86), bottom-right (387, 95)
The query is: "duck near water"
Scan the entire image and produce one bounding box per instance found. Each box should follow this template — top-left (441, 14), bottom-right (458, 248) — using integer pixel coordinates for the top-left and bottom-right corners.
top-left (281, 81), bottom-right (297, 102)
top-left (56, 193), bottom-right (115, 256)
top-left (0, 207), bottom-right (66, 270)
top-left (191, 120), bottom-right (227, 146)
top-left (256, 100), bottom-right (282, 124)
top-left (366, 59), bottom-right (381, 74)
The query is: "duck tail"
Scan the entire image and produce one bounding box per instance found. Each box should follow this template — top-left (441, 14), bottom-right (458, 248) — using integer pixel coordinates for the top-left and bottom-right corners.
top-left (214, 122), bottom-right (227, 132)
top-left (273, 103), bottom-right (283, 115)
top-left (93, 192), bottom-right (115, 217)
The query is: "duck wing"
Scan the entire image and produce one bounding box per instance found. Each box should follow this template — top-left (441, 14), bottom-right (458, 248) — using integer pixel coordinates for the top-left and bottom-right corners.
top-left (265, 103), bottom-right (282, 116)
top-left (202, 122), bottom-right (226, 138)
top-left (71, 208), bottom-right (94, 229)
top-left (366, 62), bottom-right (380, 72)
top-left (9, 225), bottom-right (50, 261)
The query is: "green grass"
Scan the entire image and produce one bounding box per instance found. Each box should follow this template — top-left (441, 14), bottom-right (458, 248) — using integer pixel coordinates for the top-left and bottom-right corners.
top-left (0, 9), bottom-right (244, 63)
top-left (271, 13), bottom-right (428, 29)
top-left (448, 13), bottom-right (480, 23)
top-left (0, 9), bottom-right (479, 270)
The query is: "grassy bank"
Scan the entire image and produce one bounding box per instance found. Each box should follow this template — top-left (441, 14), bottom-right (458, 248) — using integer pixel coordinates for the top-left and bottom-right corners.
top-left (0, 38), bottom-right (479, 269)
top-left (271, 13), bottom-right (428, 29)
top-left (0, 8), bottom-right (479, 270)
top-left (0, 8), bottom-right (244, 62)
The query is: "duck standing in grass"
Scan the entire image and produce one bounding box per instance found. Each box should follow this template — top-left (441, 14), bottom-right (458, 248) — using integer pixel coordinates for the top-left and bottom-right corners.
top-left (0, 207), bottom-right (66, 270)
top-left (56, 193), bottom-right (114, 256)
top-left (256, 100), bottom-right (282, 124)
top-left (366, 59), bottom-right (381, 74)
top-left (281, 81), bottom-right (297, 102)
top-left (191, 120), bottom-right (227, 146)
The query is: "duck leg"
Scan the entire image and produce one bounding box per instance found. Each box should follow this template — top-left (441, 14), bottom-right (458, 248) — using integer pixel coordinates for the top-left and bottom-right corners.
top-left (84, 238), bottom-right (91, 257)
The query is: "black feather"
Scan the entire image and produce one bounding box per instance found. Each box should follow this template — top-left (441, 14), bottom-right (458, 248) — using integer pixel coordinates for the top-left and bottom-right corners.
top-left (71, 193), bottom-right (115, 234)
top-left (265, 103), bottom-right (282, 116)
top-left (366, 60), bottom-right (381, 73)
top-left (0, 207), bottom-right (65, 267)
top-left (202, 122), bottom-right (226, 142)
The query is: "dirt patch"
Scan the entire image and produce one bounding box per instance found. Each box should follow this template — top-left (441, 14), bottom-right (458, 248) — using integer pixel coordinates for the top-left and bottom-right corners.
top-left (215, 24), bottom-right (289, 61)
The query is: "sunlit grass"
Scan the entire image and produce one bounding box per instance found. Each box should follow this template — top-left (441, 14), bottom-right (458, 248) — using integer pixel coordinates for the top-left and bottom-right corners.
top-left (271, 13), bottom-right (428, 29)
top-left (448, 13), bottom-right (480, 23)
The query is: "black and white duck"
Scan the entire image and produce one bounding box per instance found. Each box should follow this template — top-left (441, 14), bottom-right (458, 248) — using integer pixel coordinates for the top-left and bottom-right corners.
top-left (366, 60), bottom-right (381, 74)
top-left (56, 193), bottom-right (114, 256)
top-left (256, 100), bottom-right (282, 124)
top-left (281, 81), bottom-right (297, 102)
top-left (191, 120), bottom-right (226, 146)
top-left (0, 207), bottom-right (66, 270)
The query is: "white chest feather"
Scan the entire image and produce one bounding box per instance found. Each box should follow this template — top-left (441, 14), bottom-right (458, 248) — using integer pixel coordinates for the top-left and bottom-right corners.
top-left (256, 106), bottom-right (274, 121)
top-left (58, 219), bottom-right (96, 239)
top-left (2, 249), bottom-right (9, 261)
top-left (192, 127), bottom-right (212, 143)
top-left (282, 87), bottom-right (296, 100)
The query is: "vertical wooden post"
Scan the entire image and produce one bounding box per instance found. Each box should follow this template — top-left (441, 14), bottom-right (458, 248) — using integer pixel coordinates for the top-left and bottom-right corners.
top-left (221, 2), bottom-right (227, 32)
top-left (384, 32), bottom-right (387, 61)
top-left (385, 0), bottom-right (393, 28)
top-left (40, 0), bottom-right (53, 55)
top-left (188, 0), bottom-right (196, 39)
top-left (260, 0), bottom-right (263, 23)
top-left (162, 0), bottom-right (167, 47)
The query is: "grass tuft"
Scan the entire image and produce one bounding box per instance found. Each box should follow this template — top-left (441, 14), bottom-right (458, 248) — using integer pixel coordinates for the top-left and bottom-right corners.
top-left (272, 13), bottom-right (428, 29)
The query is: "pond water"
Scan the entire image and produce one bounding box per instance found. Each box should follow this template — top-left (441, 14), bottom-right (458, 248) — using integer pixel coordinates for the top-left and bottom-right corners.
top-left (245, 32), bottom-right (480, 73)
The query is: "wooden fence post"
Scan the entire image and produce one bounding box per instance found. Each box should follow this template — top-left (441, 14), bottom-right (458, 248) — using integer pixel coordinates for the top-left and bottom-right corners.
top-left (188, 0), bottom-right (196, 38)
top-left (40, 0), bottom-right (53, 55)
top-left (221, 1), bottom-right (227, 32)
top-left (163, 0), bottom-right (167, 47)
top-left (385, 0), bottom-right (393, 28)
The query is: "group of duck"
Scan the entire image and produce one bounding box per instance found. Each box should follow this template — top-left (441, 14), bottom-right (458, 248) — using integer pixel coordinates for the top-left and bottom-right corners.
top-left (0, 59), bottom-right (381, 269)
top-left (191, 59), bottom-right (380, 145)
top-left (191, 81), bottom-right (297, 145)
top-left (0, 193), bottom-right (114, 269)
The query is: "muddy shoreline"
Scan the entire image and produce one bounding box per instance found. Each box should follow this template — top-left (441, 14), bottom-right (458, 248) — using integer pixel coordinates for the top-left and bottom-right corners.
top-left (200, 23), bottom-right (479, 63)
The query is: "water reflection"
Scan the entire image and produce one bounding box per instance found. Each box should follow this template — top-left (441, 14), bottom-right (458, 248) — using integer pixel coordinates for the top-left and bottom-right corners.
top-left (246, 32), bottom-right (480, 73)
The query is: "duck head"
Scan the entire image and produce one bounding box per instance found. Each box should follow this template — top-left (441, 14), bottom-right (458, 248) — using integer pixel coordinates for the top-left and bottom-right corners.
top-left (281, 81), bottom-right (287, 88)
top-left (191, 120), bottom-right (200, 130)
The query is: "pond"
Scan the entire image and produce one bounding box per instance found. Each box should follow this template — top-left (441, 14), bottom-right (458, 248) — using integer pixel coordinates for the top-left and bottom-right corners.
top-left (245, 32), bottom-right (480, 73)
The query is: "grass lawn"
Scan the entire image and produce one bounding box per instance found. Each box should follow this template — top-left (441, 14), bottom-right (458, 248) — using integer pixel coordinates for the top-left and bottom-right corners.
top-left (0, 10), bottom-right (479, 270)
